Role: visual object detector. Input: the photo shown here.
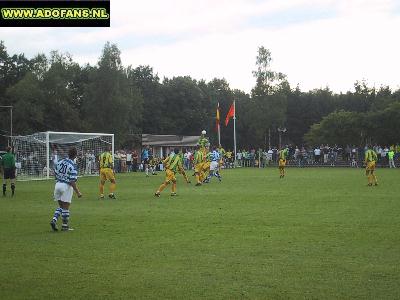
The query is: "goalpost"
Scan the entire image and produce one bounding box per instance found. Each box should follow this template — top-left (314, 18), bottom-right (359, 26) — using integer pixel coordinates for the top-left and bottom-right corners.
top-left (11, 131), bottom-right (114, 181)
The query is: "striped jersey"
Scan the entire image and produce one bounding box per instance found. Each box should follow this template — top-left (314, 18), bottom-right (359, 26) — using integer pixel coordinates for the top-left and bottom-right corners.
top-left (100, 152), bottom-right (113, 169)
top-left (164, 153), bottom-right (182, 173)
top-left (205, 152), bottom-right (213, 162)
top-left (365, 149), bottom-right (377, 162)
top-left (211, 150), bottom-right (220, 162)
top-left (198, 137), bottom-right (209, 148)
top-left (194, 150), bottom-right (204, 164)
top-left (54, 158), bottom-right (78, 184)
top-left (279, 149), bottom-right (289, 160)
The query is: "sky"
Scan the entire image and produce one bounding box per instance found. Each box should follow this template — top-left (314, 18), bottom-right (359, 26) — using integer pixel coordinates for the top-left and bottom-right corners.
top-left (1, 0), bottom-right (400, 93)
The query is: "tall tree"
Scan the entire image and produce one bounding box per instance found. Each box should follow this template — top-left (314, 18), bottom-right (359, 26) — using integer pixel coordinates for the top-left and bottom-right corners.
top-left (127, 65), bottom-right (161, 134)
top-left (250, 46), bottom-right (288, 148)
top-left (41, 51), bottom-right (82, 131)
top-left (162, 76), bottom-right (208, 135)
top-left (304, 110), bottom-right (365, 146)
top-left (5, 72), bottom-right (46, 134)
top-left (82, 42), bottom-right (142, 146)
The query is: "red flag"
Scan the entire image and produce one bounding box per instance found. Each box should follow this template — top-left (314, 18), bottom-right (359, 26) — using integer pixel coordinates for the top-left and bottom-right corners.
top-left (225, 102), bottom-right (235, 126)
top-left (215, 102), bottom-right (220, 132)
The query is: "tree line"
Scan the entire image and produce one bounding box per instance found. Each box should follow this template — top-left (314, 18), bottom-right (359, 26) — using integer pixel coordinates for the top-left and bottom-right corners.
top-left (1, 41), bottom-right (399, 149)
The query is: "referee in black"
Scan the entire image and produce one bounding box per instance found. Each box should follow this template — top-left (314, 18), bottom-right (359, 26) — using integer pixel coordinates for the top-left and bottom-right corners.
top-left (1, 146), bottom-right (16, 197)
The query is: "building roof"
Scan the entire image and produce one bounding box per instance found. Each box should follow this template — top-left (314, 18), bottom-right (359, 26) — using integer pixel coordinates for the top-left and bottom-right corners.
top-left (142, 134), bottom-right (200, 147)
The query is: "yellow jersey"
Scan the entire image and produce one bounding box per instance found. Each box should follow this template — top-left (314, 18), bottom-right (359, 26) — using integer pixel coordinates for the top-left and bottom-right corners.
top-left (100, 152), bottom-right (113, 169)
top-left (364, 149), bottom-right (377, 163)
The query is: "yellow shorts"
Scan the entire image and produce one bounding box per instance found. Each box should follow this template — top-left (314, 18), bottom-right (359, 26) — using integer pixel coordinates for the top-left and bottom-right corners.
top-left (194, 163), bottom-right (203, 174)
top-left (100, 168), bottom-right (115, 181)
top-left (202, 162), bottom-right (211, 172)
top-left (279, 159), bottom-right (286, 167)
top-left (366, 161), bottom-right (376, 171)
top-left (165, 169), bottom-right (176, 183)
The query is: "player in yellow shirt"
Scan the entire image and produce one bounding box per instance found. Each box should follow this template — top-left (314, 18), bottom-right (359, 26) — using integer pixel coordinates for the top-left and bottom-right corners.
top-left (99, 146), bottom-right (116, 199)
top-left (225, 150), bottom-right (233, 168)
top-left (201, 151), bottom-right (212, 182)
top-left (198, 130), bottom-right (209, 150)
top-left (155, 148), bottom-right (183, 197)
top-left (193, 145), bottom-right (204, 186)
top-left (278, 147), bottom-right (289, 178)
top-left (365, 145), bottom-right (378, 186)
top-left (217, 145), bottom-right (225, 171)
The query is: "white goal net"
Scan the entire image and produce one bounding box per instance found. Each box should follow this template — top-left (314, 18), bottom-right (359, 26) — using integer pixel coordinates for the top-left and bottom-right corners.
top-left (11, 131), bottom-right (114, 180)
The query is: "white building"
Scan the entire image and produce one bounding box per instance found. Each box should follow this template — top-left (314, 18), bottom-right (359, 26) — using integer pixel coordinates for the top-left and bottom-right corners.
top-left (142, 134), bottom-right (200, 158)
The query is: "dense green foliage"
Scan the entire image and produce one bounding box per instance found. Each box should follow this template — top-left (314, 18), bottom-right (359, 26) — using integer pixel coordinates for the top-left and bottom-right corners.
top-left (1, 42), bottom-right (399, 148)
top-left (1, 169), bottom-right (400, 299)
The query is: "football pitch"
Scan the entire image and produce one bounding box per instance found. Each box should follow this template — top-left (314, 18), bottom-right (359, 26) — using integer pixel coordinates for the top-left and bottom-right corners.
top-left (1, 168), bottom-right (399, 299)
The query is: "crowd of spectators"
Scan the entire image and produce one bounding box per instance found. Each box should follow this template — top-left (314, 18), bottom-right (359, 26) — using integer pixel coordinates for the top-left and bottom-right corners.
top-left (235, 144), bottom-right (400, 168)
top-left (112, 144), bottom-right (400, 173)
top-left (12, 143), bottom-right (399, 178)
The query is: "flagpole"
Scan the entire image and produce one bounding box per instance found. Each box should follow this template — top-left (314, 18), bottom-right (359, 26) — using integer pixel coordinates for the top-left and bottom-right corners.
top-left (217, 103), bottom-right (221, 146)
top-left (233, 100), bottom-right (237, 167)
top-left (218, 124), bottom-right (221, 146)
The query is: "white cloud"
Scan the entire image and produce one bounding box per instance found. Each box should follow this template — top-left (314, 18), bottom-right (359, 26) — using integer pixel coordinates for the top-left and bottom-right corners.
top-left (0, 0), bottom-right (399, 93)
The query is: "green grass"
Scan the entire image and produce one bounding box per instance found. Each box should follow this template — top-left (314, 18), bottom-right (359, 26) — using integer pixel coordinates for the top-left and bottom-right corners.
top-left (1, 168), bottom-right (400, 299)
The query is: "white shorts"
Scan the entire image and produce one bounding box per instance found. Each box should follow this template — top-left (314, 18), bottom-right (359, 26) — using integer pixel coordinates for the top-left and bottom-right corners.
top-left (210, 161), bottom-right (219, 171)
top-left (54, 182), bottom-right (73, 203)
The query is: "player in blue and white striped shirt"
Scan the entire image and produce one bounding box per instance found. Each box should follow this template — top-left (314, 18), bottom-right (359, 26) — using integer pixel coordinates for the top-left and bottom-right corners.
top-left (50, 147), bottom-right (82, 232)
top-left (204, 146), bottom-right (222, 183)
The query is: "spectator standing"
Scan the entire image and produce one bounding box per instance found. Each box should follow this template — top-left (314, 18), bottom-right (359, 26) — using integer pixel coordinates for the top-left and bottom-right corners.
top-left (249, 149), bottom-right (255, 167)
top-left (300, 147), bottom-right (307, 167)
top-left (126, 151), bottom-right (132, 172)
top-left (294, 146), bottom-right (300, 167)
top-left (377, 146), bottom-right (383, 163)
top-left (142, 147), bottom-right (150, 176)
top-left (314, 147), bottom-right (321, 164)
top-left (395, 144), bottom-right (400, 161)
top-left (120, 151), bottom-right (127, 173)
top-left (184, 150), bottom-right (191, 170)
top-left (236, 151), bottom-right (242, 167)
top-left (52, 149), bottom-right (59, 171)
top-left (132, 150), bottom-right (138, 172)
top-left (388, 149), bottom-right (396, 168)
top-left (114, 151), bottom-right (121, 173)
top-left (345, 145), bottom-right (351, 162)
top-left (262, 150), bottom-right (268, 168)
top-left (329, 148), bottom-right (335, 166)
top-left (323, 145), bottom-right (329, 164)
top-left (351, 146), bottom-right (357, 161)
top-left (267, 149), bottom-right (273, 165)
top-left (382, 147), bottom-right (389, 164)
top-left (332, 145), bottom-right (338, 164)
top-left (85, 150), bottom-right (92, 175)
top-left (272, 147), bottom-right (278, 163)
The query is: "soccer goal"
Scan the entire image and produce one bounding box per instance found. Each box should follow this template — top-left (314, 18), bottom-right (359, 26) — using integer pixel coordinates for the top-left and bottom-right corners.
top-left (11, 131), bottom-right (114, 181)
